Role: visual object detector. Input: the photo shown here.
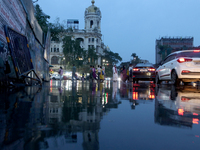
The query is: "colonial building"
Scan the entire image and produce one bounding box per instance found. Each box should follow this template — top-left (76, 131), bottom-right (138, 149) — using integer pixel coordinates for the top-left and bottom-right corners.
top-left (50, 0), bottom-right (108, 70)
top-left (155, 37), bottom-right (194, 64)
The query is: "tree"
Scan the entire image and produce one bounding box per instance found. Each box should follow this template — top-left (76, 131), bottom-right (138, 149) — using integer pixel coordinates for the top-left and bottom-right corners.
top-left (158, 45), bottom-right (172, 61)
top-left (62, 36), bottom-right (85, 69)
top-left (131, 53), bottom-right (141, 65)
top-left (102, 49), bottom-right (122, 77)
top-left (34, 4), bottom-right (50, 33)
top-left (87, 47), bottom-right (98, 64)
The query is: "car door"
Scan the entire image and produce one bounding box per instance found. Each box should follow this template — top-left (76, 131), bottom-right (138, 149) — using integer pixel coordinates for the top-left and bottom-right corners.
top-left (163, 54), bottom-right (177, 80)
top-left (158, 56), bottom-right (171, 80)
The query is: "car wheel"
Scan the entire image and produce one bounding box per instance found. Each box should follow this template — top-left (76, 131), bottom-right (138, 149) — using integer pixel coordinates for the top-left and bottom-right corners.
top-left (52, 77), bottom-right (56, 80)
top-left (156, 74), bottom-right (161, 84)
top-left (171, 70), bottom-right (180, 86)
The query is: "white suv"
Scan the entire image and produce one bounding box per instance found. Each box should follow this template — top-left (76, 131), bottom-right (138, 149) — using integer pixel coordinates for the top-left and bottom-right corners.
top-left (156, 50), bottom-right (200, 85)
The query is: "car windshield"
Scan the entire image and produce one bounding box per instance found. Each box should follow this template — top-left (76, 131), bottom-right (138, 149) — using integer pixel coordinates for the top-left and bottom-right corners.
top-left (177, 51), bottom-right (200, 58)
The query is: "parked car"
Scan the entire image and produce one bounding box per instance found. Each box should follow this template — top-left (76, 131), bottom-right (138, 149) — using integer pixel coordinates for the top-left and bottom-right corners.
top-left (50, 74), bottom-right (63, 80)
top-left (156, 50), bottom-right (200, 85)
top-left (132, 63), bottom-right (156, 83)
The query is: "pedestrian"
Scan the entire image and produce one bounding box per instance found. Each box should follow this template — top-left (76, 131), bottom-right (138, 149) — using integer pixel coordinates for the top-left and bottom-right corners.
top-left (92, 66), bottom-right (97, 80)
top-left (82, 73), bottom-right (84, 81)
top-left (113, 64), bottom-right (118, 82)
top-left (100, 66), bottom-right (104, 82)
top-left (72, 64), bottom-right (78, 81)
top-left (58, 67), bottom-right (63, 81)
top-left (129, 63), bottom-right (133, 82)
top-left (97, 65), bottom-right (101, 80)
top-left (121, 65), bottom-right (128, 82)
top-left (89, 65), bottom-right (93, 81)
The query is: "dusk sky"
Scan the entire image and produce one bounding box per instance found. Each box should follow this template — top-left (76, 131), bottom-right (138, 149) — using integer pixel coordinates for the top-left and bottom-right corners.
top-left (36, 0), bottom-right (200, 64)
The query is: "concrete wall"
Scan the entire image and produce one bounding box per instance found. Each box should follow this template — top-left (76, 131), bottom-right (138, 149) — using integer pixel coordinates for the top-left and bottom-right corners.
top-left (0, 0), bottom-right (50, 83)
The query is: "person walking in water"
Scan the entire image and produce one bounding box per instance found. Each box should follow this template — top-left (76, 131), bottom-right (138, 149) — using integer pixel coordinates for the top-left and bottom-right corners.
top-left (72, 64), bottom-right (78, 81)
top-left (113, 64), bottom-right (118, 82)
top-left (58, 67), bottom-right (63, 85)
top-left (97, 65), bottom-right (101, 81)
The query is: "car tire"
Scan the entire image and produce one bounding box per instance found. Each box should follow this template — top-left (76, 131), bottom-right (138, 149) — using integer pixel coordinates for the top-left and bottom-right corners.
top-left (156, 74), bottom-right (161, 84)
top-left (52, 77), bottom-right (56, 80)
top-left (171, 70), bottom-right (180, 86)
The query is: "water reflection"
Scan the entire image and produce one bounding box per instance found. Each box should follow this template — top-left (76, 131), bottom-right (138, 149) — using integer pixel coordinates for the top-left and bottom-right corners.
top-left (155, 85), bottom-right (200, 128)
top-left (119, 82), bottom-right (155, 109)
top-left (0, 80), bottom-right (122, 150)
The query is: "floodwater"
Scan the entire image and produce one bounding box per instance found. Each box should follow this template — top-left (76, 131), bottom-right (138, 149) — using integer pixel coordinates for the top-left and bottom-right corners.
top-left (1, 80), bottom-right (200, 150)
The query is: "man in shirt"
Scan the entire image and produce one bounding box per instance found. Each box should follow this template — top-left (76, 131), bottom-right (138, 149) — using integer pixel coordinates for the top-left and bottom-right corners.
top-left (97, 65), bottom-right (101, 80)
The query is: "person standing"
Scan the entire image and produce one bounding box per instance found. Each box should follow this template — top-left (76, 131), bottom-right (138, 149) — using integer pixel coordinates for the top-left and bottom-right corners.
top-left (92, 66), bottom-right (97, 80)
top-left (100, 66), bottom-right (104, 82)
top-left (72, 64), bottom-right (78, 81)
top-left (113, 64), bottom-right (118, 82)
top-left (89, 65), bottom-right (93, 82)
top-left (97, 65), bottom-right (101, 80)
top-left (58, 67), bottom-right (63, 85)
top-left (129, 64), bottom-right (133, 82)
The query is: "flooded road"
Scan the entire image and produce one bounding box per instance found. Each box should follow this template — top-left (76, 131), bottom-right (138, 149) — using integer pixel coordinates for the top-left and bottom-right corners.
top-left (1, 80), bottom-right (200, 150)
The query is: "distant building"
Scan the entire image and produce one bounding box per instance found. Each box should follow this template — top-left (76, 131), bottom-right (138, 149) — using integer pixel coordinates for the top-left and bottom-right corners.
top-left (50, 0), bottom-right (108, 70)
top-left (155, 37), bottom-right (193, 64)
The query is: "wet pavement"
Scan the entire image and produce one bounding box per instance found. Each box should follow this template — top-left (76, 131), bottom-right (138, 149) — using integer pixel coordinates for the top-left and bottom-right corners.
top-left (1, 80), bottom-right (200, 150)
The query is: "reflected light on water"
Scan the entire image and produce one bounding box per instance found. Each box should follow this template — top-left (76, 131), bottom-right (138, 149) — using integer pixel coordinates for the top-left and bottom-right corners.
top-left (178, 109), bottom-right (184, 116)
top-left (193, 118), bottom-right (199, 124)
top-left (193, 113), bottom-right (199, 116)
top-left (133, 92), bottom-right (138, 100)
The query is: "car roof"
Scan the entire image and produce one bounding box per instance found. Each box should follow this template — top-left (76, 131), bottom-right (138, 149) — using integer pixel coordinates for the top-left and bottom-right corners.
top-left (168, 49), bottom-right (199, 56)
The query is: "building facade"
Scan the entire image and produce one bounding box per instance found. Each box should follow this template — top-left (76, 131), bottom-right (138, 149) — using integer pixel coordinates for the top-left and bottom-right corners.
top-left (50, 0), bottom-right (107, 70)
top-left (155, 37), bottom-right (193, 64)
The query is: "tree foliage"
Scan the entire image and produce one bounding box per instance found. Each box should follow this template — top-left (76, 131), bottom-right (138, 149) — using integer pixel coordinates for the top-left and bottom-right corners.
top-left (102, 49), bottom-right (122, 77)
top-left (131, 53), bottom-right (141, 65)
top-left (34, 4), bottom-right (50, 33)
top-left (62, 36), bottom-right (85, 69)
top-left (158, 45), bottom-right (172, 61)
top-left (87, 47), bottom-right (98, 64)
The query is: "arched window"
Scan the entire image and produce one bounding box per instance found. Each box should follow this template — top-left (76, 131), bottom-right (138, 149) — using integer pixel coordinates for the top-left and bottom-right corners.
top-left (51, 56), bottom-right (59, 64)
top-left (90, 20), bottom-right (93, 28)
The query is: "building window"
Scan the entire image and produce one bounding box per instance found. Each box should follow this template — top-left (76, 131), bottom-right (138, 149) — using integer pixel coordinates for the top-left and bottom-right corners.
top-left (96, 39), bottom-right (98, 43)
top-left (92, 38), bottom-right (94, 42)
top-left (54, 48), bottom-right (56, 52)
top-left (51, 56), bottom-right (59, 64)
top-left (51, 48), bottom-right (52, 52)
top-left (57, 48), bottom-right (59, 52)
top-left (88, 38), bottom-right (91, 43)
top-left (90, 20), bottom-right (93, 28)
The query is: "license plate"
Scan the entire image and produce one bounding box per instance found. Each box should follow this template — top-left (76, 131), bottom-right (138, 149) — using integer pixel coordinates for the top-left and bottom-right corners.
top-left (140, 69), bottom-right (147, 72)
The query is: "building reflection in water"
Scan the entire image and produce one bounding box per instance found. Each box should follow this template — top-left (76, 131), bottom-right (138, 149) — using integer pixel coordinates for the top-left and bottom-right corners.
top-left (155, 85), bottom-right (200, 128)
top-left (0, 80), bottom-right (121, 150)
top-left (119, 82), bottom-right (155, 109)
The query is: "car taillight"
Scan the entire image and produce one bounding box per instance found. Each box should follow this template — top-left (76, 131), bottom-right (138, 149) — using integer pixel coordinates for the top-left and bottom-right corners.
top-left (194, 50), bottom-right (200, 52)
top-left (133, 68), bottom-right (139, 71)
top-left (181, 97), bottom-right (191, 101)
top-left (182, 70), bottom-right (190, 74)
top-left (177, 58), bottom-right (193, 63)
top-left (148, 68), bottom-right (155, 71)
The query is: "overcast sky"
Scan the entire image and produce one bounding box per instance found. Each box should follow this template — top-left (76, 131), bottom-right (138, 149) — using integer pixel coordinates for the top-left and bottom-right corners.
top-left (36, 0), bottom-right (200, 64)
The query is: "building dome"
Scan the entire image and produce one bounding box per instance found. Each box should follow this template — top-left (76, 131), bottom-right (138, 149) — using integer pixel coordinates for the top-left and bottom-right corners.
top-left (85, 0), bottom-right (101, 16)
